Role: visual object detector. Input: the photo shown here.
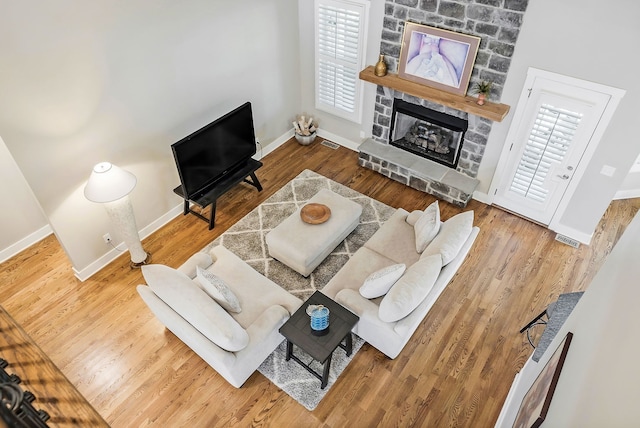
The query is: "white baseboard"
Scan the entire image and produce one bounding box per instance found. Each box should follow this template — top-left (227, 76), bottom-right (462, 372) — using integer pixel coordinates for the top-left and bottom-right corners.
top-left (74, 133), bottom-right (295, 282)
top-left (471, 190), bottom-right (492, 205)
top-left (73, 129), bottom-right (360, 281)
top-left (72, 244), bottom-right (127, 282)
top-left (255, 130), bottom-right (294, 160)
top-left (473, 191), bottom-right (593, 245)
top-left (139, 204), bottom-right (184, 240)
top-left (494, 357), bottom-right (536, 428)
top-left (0, 225), bottom-right (53, 264)
top-left (73, 204), bottom-right (184, 281)
top-left (317, 130), bottom-right (361, 152)
top-left (257, 129), bottom-right (362, 154)
top-left (550, 223), bottom-right (593, 245)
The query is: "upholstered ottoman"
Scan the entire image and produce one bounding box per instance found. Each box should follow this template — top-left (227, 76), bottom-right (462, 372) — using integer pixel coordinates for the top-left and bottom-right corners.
top-left (266, 188), bottom-right (362, 277)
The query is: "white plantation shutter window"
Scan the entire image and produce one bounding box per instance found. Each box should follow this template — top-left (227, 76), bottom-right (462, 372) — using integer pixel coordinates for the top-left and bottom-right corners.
top-left (315, 0), bottom-right (368, 123)
top-left (509, 104), bottom-right (583, 202)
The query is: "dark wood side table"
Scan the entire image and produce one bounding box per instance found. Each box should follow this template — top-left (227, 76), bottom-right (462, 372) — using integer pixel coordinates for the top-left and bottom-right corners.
top-left (279, 291), bottom-right (359, 389)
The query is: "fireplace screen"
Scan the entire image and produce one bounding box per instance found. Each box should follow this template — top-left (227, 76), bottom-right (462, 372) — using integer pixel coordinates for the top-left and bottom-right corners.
top-left (389, 99), bottom-right (468, 169)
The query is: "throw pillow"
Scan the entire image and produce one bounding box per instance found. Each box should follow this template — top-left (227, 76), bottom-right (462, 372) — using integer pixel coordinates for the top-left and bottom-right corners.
top-left (142, 264), bottom-right (249, 352)
top-left (414, 201), bottom-right (440, 253)
top-left (421, 210), bottom-right (473, 266)
top-left (196, 266), bottom-right (242, 313)
top-left (378, 254), bottom-right (443, 323)
top-left (359, 263), bottom-right (407, 299)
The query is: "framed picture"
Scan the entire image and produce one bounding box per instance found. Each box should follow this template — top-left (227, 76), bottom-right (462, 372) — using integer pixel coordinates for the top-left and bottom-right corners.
top-left (398, 22), bottom-right (480, 96)
top-left (513, 332), bottom-right (574, 428)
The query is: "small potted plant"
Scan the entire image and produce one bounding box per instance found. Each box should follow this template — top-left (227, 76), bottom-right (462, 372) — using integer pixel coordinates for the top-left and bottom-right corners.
top-left (293, 115), bottom-right (318, 145)
top-left (471, 81), bottom-right (492, 106)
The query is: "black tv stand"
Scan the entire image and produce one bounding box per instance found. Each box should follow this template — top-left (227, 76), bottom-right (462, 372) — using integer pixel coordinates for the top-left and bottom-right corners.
top-left (173, 159), bottom-right (263, 230)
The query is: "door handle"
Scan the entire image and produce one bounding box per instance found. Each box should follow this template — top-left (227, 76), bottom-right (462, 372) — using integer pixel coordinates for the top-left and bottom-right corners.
top-left (557, 174), bottom-right (570, 180)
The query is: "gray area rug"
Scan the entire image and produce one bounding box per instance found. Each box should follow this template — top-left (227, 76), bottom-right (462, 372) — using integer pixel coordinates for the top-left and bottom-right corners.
top-left (202, 169), bottom-right (395, 410)
top-left (258, 334), bottom-right (365, 410)
top-left (204, 169), bottom-right (396, 301)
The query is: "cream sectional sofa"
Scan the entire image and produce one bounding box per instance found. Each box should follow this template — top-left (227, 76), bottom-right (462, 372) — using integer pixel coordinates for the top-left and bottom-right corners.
top-left (322, 205), bottom-right (479, 359)
top-left (137, 245), bottom-right (302, 388)
top-left (138, 202), bottom-right (478, 387)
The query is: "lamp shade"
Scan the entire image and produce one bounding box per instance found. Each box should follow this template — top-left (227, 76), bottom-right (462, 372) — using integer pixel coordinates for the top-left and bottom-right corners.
top-left (84, 162), bottom-right (137, 203)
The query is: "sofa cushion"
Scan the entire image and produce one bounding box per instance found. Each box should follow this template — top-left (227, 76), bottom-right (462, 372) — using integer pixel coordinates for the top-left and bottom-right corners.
top-left (359, 263), bottom-right (406, 299)
top-left (196, 266), bottom-right (242, 313)
top-left (142, 264), bottom-right (249, 352)
top-left (406, 210), bottom-right (423, 226)
top-left (207, 245), bottom-right (302, 328)
top-left (364, 208), bottom-right (421, 266)
top-left (177, 252), bottom-right (213, 279)
top-left (414, 201), bottom-right (440, 253)
top-left (322, 247), bottom-right (398, 299)
top-left (421, 211), bottom-right (474, 266)
top-left (378, 254), bottom-right (443, 323)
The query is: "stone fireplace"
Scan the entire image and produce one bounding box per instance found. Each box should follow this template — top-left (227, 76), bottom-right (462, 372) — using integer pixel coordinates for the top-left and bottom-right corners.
top-left (390, 99), bottom-right (468, 169)
top-left (358, 0), bottom-right (529, 207)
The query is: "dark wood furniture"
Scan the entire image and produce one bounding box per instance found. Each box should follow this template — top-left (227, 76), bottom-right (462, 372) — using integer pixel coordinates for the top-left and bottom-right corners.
top-left (0, 305), bottom-right (108, 427)
top-left (279, 291), bottom-right (359, 389)
top-left (520, 292), bottom-right (584, 362)
top-left (173, 159), bottom-right (263, 230)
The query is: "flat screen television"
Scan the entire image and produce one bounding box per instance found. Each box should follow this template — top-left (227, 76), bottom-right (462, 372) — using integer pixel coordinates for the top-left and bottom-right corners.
top-left (171, 102), bottom-right (256, 200)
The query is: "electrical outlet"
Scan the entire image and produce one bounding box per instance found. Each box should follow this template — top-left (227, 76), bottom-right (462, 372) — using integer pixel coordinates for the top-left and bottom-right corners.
top-left (600, 165), bottom-right (616, 177)
top-left (103, 233), bottom-right (112, 244)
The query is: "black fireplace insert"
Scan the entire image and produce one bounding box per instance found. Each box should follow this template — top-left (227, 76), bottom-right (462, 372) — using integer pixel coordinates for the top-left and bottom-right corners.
top-left (389, 99), bottom-right (468, 169)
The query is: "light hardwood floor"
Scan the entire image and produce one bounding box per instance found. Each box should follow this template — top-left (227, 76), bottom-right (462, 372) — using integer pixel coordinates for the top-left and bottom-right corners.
top-left (2, 139), bottom-right (639, 427)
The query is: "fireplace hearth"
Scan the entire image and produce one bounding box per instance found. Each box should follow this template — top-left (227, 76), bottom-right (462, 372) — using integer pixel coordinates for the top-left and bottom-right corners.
top-left (359, 98), bottom-right (479, 208)
top-left (390, 99), bottom-right (468, 169)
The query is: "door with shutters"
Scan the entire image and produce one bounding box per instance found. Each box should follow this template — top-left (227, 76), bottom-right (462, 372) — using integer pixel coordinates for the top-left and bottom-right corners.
top-left (491, 70), bottom-right (614, 225)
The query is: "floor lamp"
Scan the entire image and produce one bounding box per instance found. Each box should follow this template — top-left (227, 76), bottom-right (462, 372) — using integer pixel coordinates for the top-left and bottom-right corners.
top-left (84, 162), bottom-right (150, 268)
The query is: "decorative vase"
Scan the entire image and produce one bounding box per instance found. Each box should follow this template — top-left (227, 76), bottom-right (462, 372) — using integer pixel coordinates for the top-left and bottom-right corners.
top-left (374, 54), bottom-right (387, 77)
top-left (309, 305), bottom-right (330, 335)
top-left (476, 93), bottom-right (486, 106)
top-left (295, 132), bottom-right (317, 146)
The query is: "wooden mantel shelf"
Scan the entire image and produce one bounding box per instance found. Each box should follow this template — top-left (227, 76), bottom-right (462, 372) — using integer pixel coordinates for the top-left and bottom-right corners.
top-left (359, 66), bottom-right (510, 122)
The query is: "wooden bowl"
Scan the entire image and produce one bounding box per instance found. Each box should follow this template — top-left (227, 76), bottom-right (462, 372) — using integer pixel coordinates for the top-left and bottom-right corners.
top-left (300, 203), bottom-right (331, 224)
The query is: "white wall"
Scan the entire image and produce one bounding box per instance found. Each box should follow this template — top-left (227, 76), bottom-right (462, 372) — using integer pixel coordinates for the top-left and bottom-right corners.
top-left (480, 0), bottom-right (640, 239)
top-left (0, 136), bottom-right (50, 262)
top-left (0, 0), bottom-right (301, 274)
top-left (498, 207), bottom-right (640, 427)
top-left (300, 0), bottom-right (639, 242)
top-left (615, 157), bottom-right (640, 199)
top-left (4, 0), bottom-right (639, 273)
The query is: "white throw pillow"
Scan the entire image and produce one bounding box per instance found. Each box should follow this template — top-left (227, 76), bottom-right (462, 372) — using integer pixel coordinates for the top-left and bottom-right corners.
top-left (421, 210), bottom-right (473, 266)
top-left (196, 266), bottom-right (242, 313)
top-left (359, 263), bottom-right (407, 299)
top-left (414, 201), bottom-right (440, 253)
top-left (142, 264), bottom-right (249, 352)
top-left (378, 255), bottom-right (443, 323)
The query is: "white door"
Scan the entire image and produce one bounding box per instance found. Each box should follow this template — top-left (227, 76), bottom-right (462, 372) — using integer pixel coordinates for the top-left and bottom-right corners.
top-left (492, 73), bottom-right (613, 225)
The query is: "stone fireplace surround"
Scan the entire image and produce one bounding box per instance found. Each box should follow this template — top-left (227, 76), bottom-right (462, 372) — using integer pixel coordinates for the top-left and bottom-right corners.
top-left (359, 88), bottom-right (491, 207)
top-left (358, 0), bottom-right (529, 207)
